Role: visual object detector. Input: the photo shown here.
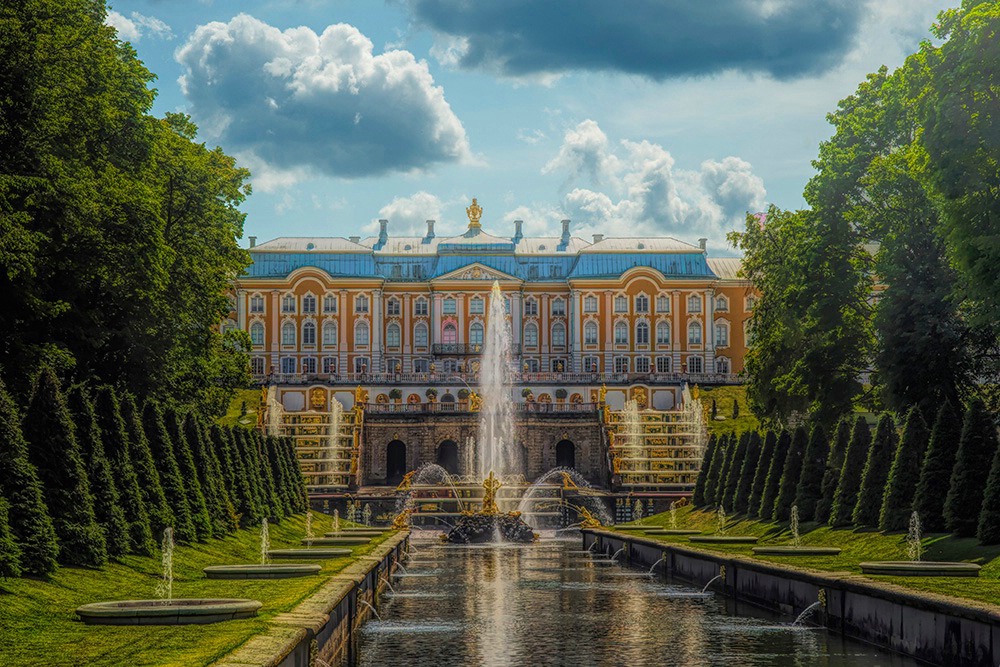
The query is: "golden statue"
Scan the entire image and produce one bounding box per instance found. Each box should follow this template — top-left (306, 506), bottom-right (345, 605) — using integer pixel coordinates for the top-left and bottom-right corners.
top-left (466, 198), bottom-right (483, 229)
top-left (396, 470), bottom-right (416, 492)
top-left (560, 471), bottom-right (579, 490)
top-left (309, 387), bottom-right (326, 411)
top-left (577, 506), bottom-right (602, 529)
top-left (481, 471), bottom-right (502, 515)
top-left (598, 384), bottom-right (607, 404)
top-left (354, 385), bottom-right (368, 405)
top-left (468, 391), bottom-right (482, 412)
top-left (632, 386), bottom-right (648, 409)
top-left (391, 509), bottom-right (412, 530)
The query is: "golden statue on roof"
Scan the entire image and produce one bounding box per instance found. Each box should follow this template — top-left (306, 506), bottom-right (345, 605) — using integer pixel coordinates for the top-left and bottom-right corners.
top-left (466, 198), bottom-right (483, 229)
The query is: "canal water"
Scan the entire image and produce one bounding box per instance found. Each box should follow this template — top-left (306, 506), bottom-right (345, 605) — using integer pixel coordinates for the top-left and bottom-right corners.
top-left (352, 536), bottom-right (916, 667)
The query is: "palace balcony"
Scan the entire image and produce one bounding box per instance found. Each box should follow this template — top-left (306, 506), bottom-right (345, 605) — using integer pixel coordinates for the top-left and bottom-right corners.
top-left (257, 370), bottom-right (741, 386)
top-left (361, 401), bottom-right (600, 415)
top-left (431, 343), bottom-right (522, 355)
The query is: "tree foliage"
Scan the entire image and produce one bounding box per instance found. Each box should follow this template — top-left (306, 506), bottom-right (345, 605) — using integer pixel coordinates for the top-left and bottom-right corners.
top-left (734, 432), bottom-right (761, 514)
top-left (795, 424), bottom-right (830, 522)
top-left (879, 408), bottom-right (929, 531)
top-left (912, 402), bottom-right (962, 532)
top-left (774, 426), bottom-right (808, 521)
top-left (142, 402), bottom-right (195, 543)
top-left (853, 414), bottom-right (899, 527)
top-left (830, 417), bottom-right (871, 527)
top-left (815, 419), bottom-right (851, 524)
top-left (747, 431), bottom-right (776, 518)
top-left (758, 431), bottom-right (790, 521)
top-left (945, 399), bottom-right (998, 537)
top-left (692, 434), bottom-right (717, 507)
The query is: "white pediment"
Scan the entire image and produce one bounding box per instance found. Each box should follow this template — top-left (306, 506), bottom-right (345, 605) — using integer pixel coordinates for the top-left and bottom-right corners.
top-left (432, 263), bottom-right (520, 283)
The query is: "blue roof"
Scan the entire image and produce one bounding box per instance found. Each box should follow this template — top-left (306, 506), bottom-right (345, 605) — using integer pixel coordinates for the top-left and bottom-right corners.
top-left (244, 252), bottom-right (378, 279)
top-left (569, 253), bottom-right (717, 279)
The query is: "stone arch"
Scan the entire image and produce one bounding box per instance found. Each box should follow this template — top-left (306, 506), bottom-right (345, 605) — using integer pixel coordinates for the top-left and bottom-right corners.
top-left (386, 440), bottom-right (407, 486)
top-left (556, 439), bottom-right (576, 469)
top-left (436, 440), bottom-right (459, 475)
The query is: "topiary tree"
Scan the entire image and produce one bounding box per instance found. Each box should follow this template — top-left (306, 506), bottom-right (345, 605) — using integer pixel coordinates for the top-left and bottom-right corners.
top-left (23, 369), bottom-right (106, 567)
top-left (692, 434), bottom-right (718, 507)
top-left (265, 436), bottom-right (295, 516)
top-left (164, 409), bottom-right (212, 541)
top-left (233, 428), bottom-right (267, 525)
top-left (282, 437), bottom-right (308, 512)
top-left (773, 426), bottom-right (808, 521)
top-left (879, 408), bottom-right (929, 532)
top-left (734, 432), bottom-right (762, 514)
top-left (853, 414), bottom-right (898, 527)
top-left (945, 400), bottom-right (997, 537)
top-left (829, 417), bottom-right (872, 527)
top-left (95, 386), bottom-right (153, 555)
top-left (747, 431), bottom-right (777, 518)
top-left (976, 422), bottom-right (1000, 544)
top-left (0, 499), bottom-right (22, 578)
top-left (212, 425), bottom-right (260, 527)
top-left (758, 431), bottom-right (791, 521)
top-left (708, 435), bottom-right (732, 509)
top-left (185, 415), bottom-right (236, 536)
top-left (912, 402), bottom-right (962, 532)
top-left (251, 430), bottom-right (284, 522)
top-left (794, 424), bottom-right (830, 522)
top-left (142, 402), bottom-right (195, 543)
top-left (815, 419), bottom-right (851, 524)
top-left (722, 433), bottom-right (750, 511)
top-left (67, 386), bottom-right (129, 559)
top-left (710, 399), bottom-right (718, 420)
top-left (120, 393), bottom-right (173, 540)
top-left (732, 399), bottom-right (740, 419)
top-left (0, 379), bottom-right (58, 576)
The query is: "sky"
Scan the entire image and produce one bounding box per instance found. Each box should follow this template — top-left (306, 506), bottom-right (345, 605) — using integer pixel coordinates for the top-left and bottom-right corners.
top-left (106, 0), bottom-right (956, 253)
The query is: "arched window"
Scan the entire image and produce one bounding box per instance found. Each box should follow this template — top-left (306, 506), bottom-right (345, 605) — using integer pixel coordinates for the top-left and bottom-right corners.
top-left (443, 298), bottom-right (457, 314)
top-left (715, 295), bottom-right (729, 311)
top-left (386, 298), bottom-right (400, 316)
top-left (386, 323), bottom-right (400, 348)
top-left (281, 321), bottom-right (296, 346)
top-left (635, 321), bottom-right (649, 345)
top-left (584, 321), bottom-right (598, 345)
top-left (714, 321), bottom-right (729, 347)
top-left (614, 321), bottom-right (628, 345)
top-left (355, 295), bottom-right (369, 313)
top-left (656, 321), bottom-right (670, 345)
top-left (414, 322), bottom-right (428, 348)
top-left (281, 294), bottom-right (296, 313)
top-left (552, 322), bottom-right (566, 347)
top-left (470, 322), bottom-right (484, 347)
top-left (414, 298), bottom-right (428, 316)
top-left (687, 294), bottom-right (702, 313)
top-left (716, 357), bottom-right (730, 374)
top-left (322, 321), bottom-right (337, 347)
top-left (302, 321), bottom-right (316, 345)
top-left (250, 321), bottom-right (264, 346)
top-left (688, 321), bottom-right (702, 345)
top-left (584, 295), bottom-right (598, 313)
top-left (635, 294), bottom-right (649, 313)
top-left (614, 296), bottom-right (628, 313)
top-left (524, 298), bottom-right (538, 316)
top-left (551, 298), bottom-right (566, 316)
top-left (655, 295), bottom-right (669, 313)
top-left (323, 294), bottom-right (337, 313)
top-left (250, 295), bottom-right (264, 313)
top-left (302, 294), bottom-right (316, 313)
top-left (442, 323), bottom-right (457, 345)
top-left (355, 321), bottom-right (369, 346)
top-left (524, 323), bottom-right (538, 347)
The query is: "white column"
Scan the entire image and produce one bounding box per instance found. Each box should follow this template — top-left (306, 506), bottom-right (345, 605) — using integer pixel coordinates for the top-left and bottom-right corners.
top-left (570, 289), bottom-right (582, 372)
top-left (705, 288), bottom-right (715, 372)
top-left (236, 289), bottom-right (246, 330)
top-left (672, 290), bottom-right (681, 374)
top-left (372, 289), bottom-right (383, 373)
top-left (339, 289), bottom-right (349, 374)
top-left (270, 290), bottom-right (280, 374)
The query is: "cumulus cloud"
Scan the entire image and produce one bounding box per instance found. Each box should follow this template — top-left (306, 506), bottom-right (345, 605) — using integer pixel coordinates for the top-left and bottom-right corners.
top-left (105, 10), bottom-right (173, 42)
top-left (371, 191), bottom-right (444, 235)
top-left (176, 15), bottom-right (471, 182)
top-left (408, 0), bottom-right (864, 80)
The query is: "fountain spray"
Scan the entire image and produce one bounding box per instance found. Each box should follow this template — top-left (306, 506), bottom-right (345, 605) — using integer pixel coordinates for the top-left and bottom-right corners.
top-left (305, 510), bottom-right (314, 540)
top-left (716, 506), bottom-right (727, 535)
top-left (907, 511), bottom-right (923, 562)
top-left (261, 518), bottom-right (271, 565)
top-left (790, 505), bottom-right (801, 548)
top-left (156, 527), bottom-right (174, 601)
top-left (333, 509), bottom-right (340, 534)
top-left (669, 501), bottom-right (678, 530)
top-left (477, 281), bottom-right (519, 480)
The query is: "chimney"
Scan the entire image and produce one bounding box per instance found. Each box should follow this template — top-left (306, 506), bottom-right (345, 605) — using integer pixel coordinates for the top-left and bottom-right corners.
top-left (698, 238), bottom-right (708, 250)
top-left (592, 233), bottom-right (604, 244)
top-left (248, 236), bottom-right (257, 248)
top-left (512, 219), bottom-right (523, 243)
top-left (558, 219), bottom-right (571, 250)
top-left (424, 219), bottom-right (436, 242)
top-left (374, 218), bottom-right (389, 250)
top-left (349, 235), bottom-right (361, 244)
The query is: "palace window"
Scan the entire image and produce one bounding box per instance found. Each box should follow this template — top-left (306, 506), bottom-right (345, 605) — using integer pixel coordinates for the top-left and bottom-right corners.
top-left (250, 295), bottom-right (264, 313)
top-left (551, 298), bottom-right (566, 316)
top-left (614, 321), bottom-right (628, 346)
top-left (281, 321), bottom-right (296, 346)
top-left (551, 358), bottom-right (565, 372)
top-left (414, 298), bottom-right (428, 316)
top-left (614, 296), bottom-right (628, 313)
top-left (323, 294), bottom-right (337, 313)
top-left (504, 297), bottom-right (511, 314)
top-left (688, 321), bottom-right (702, 346)
top-left (636, 321), bottom-right (649, 345)
top-left (635, 357), bottom-right (650, 374)
top-left (716, 357), bottom-right (730, 374)
top-left (414, 322), bottom-right (428, 348)
top-left (656, 356), bottom-right (672, 374)
top-left (656, 295), bottom-right (670, 313)
top-left (470, 322), bottom-right (484, 347)
top-left (470, 297), bottom-right (484, 314)
top-left (583, 356), bottom-right (600, 373)
top-left (715, 322), bottom-right (729, 347)
top-left (524, 359), bottom-right (540, 373)
top-left (386, 323), bottom-right (401, 348)
top-left (442, 323), bottom-right (457, 345)
top-left (354, 321), bottom-right (369, 347)
top-left (387, 298), bottom-right (401, 316)
top-left (656, 321), bottom-right (670, 346)
top-left (745, 296), bottom-right (757, 311)
top-left (635, 294), bottom-right (649, 313)
top-left (250, 322), bottom-right (265, 346)
top-left (281, 357), bottom-right (296, 374)
top-left (524, 323), bottom-right (539, 347)
top-left (552, 322), bottom-right (566, 347)
top-left (715, 295), bottom-right (729, 312)
top-left (614, 357), bottom-right (630, 373)
top-left (744, 319), bottom-right (755, 344)
top-left (584, 295), bottom-right (598, 313)
top-left (528, 265), bottom-right (539, 280)
top-left (524, 298), bottom-right (538, 316)
top-left (443, 298), bottom-right (457, 315)
top-left (281, 294), bottom-right (296, 314)
top-left (355, 295), bottom-right (369, 313)
top-left (251, 357), bottom-right (265, 375)
top-left (322, 357), bottom-right (337, 374)
top-left (302, 294), bottom-right (317, 314)
top-left (302, 321), bottom-right (316, 346)
top-left (687, 295), bottom-right (702, 313)
top-left (354, 357), bottom-right (369, 373)
top-left (414, 359), bottom-right (429, 373)
top-left (322, 321), bottom-right (337, 347)
top-left (301, 357), bottom-right (317, 374)
top-left (584, 321), bottom-right (598, 345)
top-left (687, 356), bottom-right (703, 374)
top-left (386, 358), bottom-right (401, 373)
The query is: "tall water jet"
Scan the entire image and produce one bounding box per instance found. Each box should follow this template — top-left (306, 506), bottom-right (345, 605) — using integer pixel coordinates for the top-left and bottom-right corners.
top-left (907, 511), bottom-right (923, 562)
top-left (790, 505), bottom-right (801, 548)
top-left (156, 527), bottom-right (174, 601)
top-left (716, 506), bottom-right (727, 535)
top-left (632, 499), bottom-right (644, 524)
top-left (326, 398), bottom-right (343, 484)
top-left (305, 510), bottom-right (314, 540)
top-left (333, 509), bottom-right (340, 534)
top-left (260, 519), bottom-right (271, 565)
top-left (669, 502), bottom-right (678, 530)
top-left (266, 386), bottom-right (284, 437)
top-left (477, 281), bottom-right (519, 479)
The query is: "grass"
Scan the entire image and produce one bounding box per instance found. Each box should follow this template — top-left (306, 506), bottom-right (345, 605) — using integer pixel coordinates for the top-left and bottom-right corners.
top-left (0, 513), bottom-right (394, 667)
top-left (615, 506), bottom-right (1000, 609)
top-left (697, 385), bottom-right (759, 437)
top-left (217, 388), bottom-right (263, 429)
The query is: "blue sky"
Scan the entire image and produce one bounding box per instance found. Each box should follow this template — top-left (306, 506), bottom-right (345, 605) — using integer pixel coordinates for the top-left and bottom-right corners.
top-left (107, 0), bottom-right (954, 252)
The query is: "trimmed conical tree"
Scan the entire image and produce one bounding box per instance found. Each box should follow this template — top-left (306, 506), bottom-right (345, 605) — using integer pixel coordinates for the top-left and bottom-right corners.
top-left (164, 409), bottom-right (213, 541)
top-left (773, 426), bottom-right (808, 521)
top-left (976, 426), bottom-right (1000, 544)
top-left (829, 417), bottom-right (871, 527)
top-left (945, 400), bottom-right (998, 537)
top-left (0, 498), bottom-right (22, 578)
top-left (22, 369), bottom-right (106, 567)
top-left (692, 434), bottom-right (718, 507)
top-left (912, 402), bottom-right (962, 532)
top-left (265, 436), bottom-right (295, 516)
top-left (233, 428), bottom-right (267, 524)
top-left (794, 424), bottom-right (830, 522)
top-left (879, 408), bottom-right (930, 532)
top-left (815, 419), bottom-right (851, 524)
top-left (67, 387), bottom-right (129, 559)
top-left (251, 430), bottom-right (284, 521)
top-left (759, 431), bottom-right (790, 521)
top-left (747, 431), bottom-right (777, 518)
top-left (142, 402), bottom-right (195, 544)
top-left (282, 436), bottom-right (308, 512)
top-left (0, 378), bottom-right (58, 576)
top-left (722, 433), bottom-right (750, 512)
top-left (710, 436), bottom-right (732, 508)
top-left (213, 425), bottom-right (260, 527)
top-left (120, 394), bottom-right (173, 540)
top-left (853, 414), bottom-right (898, 528)
top-left (734, 432), bottom-right (762, 514)
top-left (185, 415), bottom-right (235, 536)
top-left (95, 386), bottom-right (153, 555)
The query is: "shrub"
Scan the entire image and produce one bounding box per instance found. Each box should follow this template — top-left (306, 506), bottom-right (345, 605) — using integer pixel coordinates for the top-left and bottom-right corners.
top-left (142, 402), bottom-right (195, 543)
top-left (758, 431), bottom-right (790, 521)
top-left (794, 424), bottom-right (829, 522)
top-left (732, 399), bottom-right (739, 419)
top-left (700, 434), bottom-right (728, 507)
top-left (773, 426), bottom-right (808, 521)
top-left (0, 499), bottom-right (22, 578)
top-left (829, 417), bottom-right (871, 527)
top-left (853, 414), bottom-right (898, 527)
top-left (710, 399), bottom-right (718, 420)
top-left (734, 432), bottom-right (762, 513)
top-left (976, 425), bottom-right (1000, 544)
top-left (709, 435), bottom-right (732, 509)
top-left (164, 409), bottom-right (213, 540)
top-left (945, 400), bottom-right (997, 537)
top-left (186, 414), bottom-right (237, 536)
top-left (815, 419), bottom-right (850, 524)
top-left (912, 402), bottom-right (962, 532)
top-left (120, 393), bottom-right (173, 540)
top-left (879, 408), bottom-right (929, 532)
top-left (691, 434), bottom-right (718, 507)
top-left (747, 431), bottom-right (777, 518)
top-left (721, 433), bottom-right (749, 511)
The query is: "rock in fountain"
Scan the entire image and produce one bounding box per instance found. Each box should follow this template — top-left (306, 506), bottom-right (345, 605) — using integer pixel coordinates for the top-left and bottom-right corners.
top-left (445, 472), bottom-right (535, 544)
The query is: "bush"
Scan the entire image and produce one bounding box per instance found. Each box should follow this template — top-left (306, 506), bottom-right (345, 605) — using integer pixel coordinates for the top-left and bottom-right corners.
top-left (912, 402), bottom-right (962, 532)
top-left (721, 433), bottom-right (749, 511)
top-left (142, 402), bottom-right (195, 543)
top-left (829, 417), bottom-right (871, 527)
top-left (945, 400), bottom-right (997, 537)
top-left (758, 431), bottom-right (790, 521)
top-left (185, 414), bottom-right (237, 536)
top-left (709, 435), bottom-right (732, 508)
top-left (732, 399), bottom-right (739, 419)
top-left (734, 432), bottom-right (762, 513)
top-left (700, 434), bottom-right (728, 507)
top-left (977, 422), bottom-right (1000, 544)
top-left (265, 436), bottom-right (295, 516)
top-left (691, 434), bottom-right (718, 507)
top-left (853, 414), bottom-right (898, 527)
top-left (773, 426), bottom-right (808, 521)
top-left (747, 431), bottom-right (777, 518)
top-left (0, 499), bottom-right (22, 578)
top-left (710, 399), bottom-right (718, 420)
top-left (212, 425), bottom-right (261, 527)
top-left (250, 430), bottom-right (284, 522)
top-left (164, 409), bottom-right (213, 540)
top-left (794, 424), bottom-right (829, 521)
top-left (23, 369), bottom-right (106, 567)
top-left (879, 408), bottom-right (929, 532)
top-left (120, 393), bottom-right (173, 540)
top-left (815, 419), bottom-right (850, 524)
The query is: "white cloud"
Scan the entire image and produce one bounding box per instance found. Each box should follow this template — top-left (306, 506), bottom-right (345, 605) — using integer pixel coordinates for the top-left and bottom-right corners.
top-left (105, 11), bottom-right (172, 42)
top-left (371, 191), bottom-right (444, 236)
top-left (176, 15), bottom-right (471, 180)
top-left (516, 128), bottom-right (547, 145)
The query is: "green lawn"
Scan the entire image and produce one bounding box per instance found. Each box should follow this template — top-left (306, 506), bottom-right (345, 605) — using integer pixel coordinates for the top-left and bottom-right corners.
top-left (615, 507), bottom-right (1000, 610)
top-left (217, 389), bottom-right (263, 429)
top-left (697, 385), bottom-right (760, 436)
top-left (0, 513), bottom-right (394, 667)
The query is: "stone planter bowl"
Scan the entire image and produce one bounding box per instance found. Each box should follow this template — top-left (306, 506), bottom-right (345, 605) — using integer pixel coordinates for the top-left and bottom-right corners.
top-left (688, 535), bottom-right (759, 545)
top-left (325, 530), bottom-right (383, 538)
top-left (203, 564), bottom-right (321, 579)
top-left (644, 529), bottom-right (702, 536)
top-left (752, 546), bottom-right (842, 556)
top-left (859, 561), bottom-right (981, 577)
top-left (268, 548), bottom-right (352, 559)
top-left (301, 537), bottom-right (371, 546)
top-left (76, 598), bottom-right (261, 625)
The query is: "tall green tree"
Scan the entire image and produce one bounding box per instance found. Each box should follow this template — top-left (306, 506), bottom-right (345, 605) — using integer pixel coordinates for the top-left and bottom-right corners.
top-left (212, 425), bottom-right (260, 527)
top-left (120, 394), bottom-right (172, 539)
top-left (710, 436), bottom-right (733, 509)
top-left (265, 436), bottom-right (295, 517)
top-left (879, 408), bottom-right (930, 531)
top-left (795, 424), bottom-right (830, 522)
top-left (282, 437), bottom-right (307, 512)
top-left (722, 433), bottom-right (749, 512)
top-left (0, 379), bottom-right (58, 575)
top-left (977, 426), bottom-right (1000, 545)
top-left (759, 431), bottom-right (791, 520)
top-left (250, 430), bottom-right (283, 521)
top-left (747, 431), bottom-right (777, 518)
top-left (912, 402), bottom-right (962, 532)
top-left (164, 409), bottom-right (212, 540)
top-left (67, 386), bottom-right (129, 558)
top-left (0, 499), bottom-right (22, 578)
top-left (23, 369), bottom-right (106, 567)
top-left (853, 414), bottom-right (899, 527)
top-left (185, 415), bottom-right (236, 536)
top-left (774, 426), bottom-right (808, 521)
top-left (830, 417), bottom-right (871, 527)
top-left (734, 432), bottom-right (762, 514)
top-left (234, 427), bottom-right (267, 522)
top-left (692, 434), bottom-right (718, 507)
top-left (700, 435), bottom-right (727, 507)
top-left (945, 400), bottom-right (998, 537)
top-left (815, 419), bottom-right (851, 524)
top-left (142, 402), bottom-right (195, 543)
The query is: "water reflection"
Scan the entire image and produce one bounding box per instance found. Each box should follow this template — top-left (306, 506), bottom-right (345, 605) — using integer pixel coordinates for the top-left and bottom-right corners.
top-left (354, 537), bottom-right (915, 667)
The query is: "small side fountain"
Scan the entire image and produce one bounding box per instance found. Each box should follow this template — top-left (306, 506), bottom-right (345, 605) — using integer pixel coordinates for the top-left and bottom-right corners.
top-left (688, 506), bottom-right (759, 545)
top-left (206, 518), bottom-right (322, 579)
top-left (752, 505), bottom-right (841, 556)
top-left (80, 528), bottom-right (263, 624)
top-left (643, 501), bottom-right (701, 536)
top-left (269, 511), bottom-right (353, 559)
top-left (860, 511), bottom-right (981, 577)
